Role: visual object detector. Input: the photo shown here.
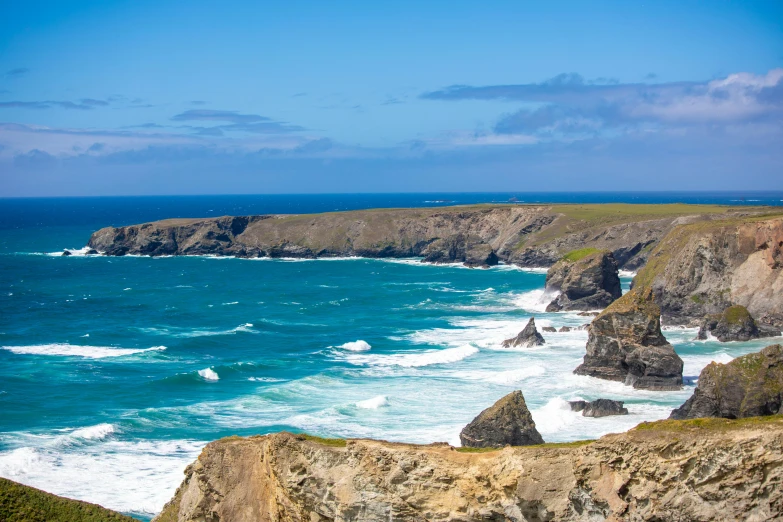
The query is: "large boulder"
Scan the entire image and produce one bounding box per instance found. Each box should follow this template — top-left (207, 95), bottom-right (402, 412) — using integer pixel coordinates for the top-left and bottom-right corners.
top-left (545, 249), bottom-right (622, 312)
top-left (574, 290), bottom-right (683, 390)
top-left (697, 305), bottom-right (781, 342)
top-left (569, 398), bottom-right (629, 417)
top-left (459, 390), bottom-right (544, 448)
top-left (501, 318), bottom-right (545, 348)
top-left (670, 344), bottom-right (783, 420)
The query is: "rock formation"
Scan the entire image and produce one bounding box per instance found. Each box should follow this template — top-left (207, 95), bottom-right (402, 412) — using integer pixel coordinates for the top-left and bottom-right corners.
top-left (574, 290), bottom-right (683, 390)
top-left (569, 399), bottom-right (628, 417)
top-left (155, 417), bottom-right (783, 522)
top-left (545, 249), bottom-right (622, 311)
top-left (87, 204), bottom-right (768, 269)
top-left (634, 215), bottom-right (783, 327)
top-left (501, 318), bottom-right (545, 348)
top-left (559, 326), bottom-right (572, 332)
top-left (670, 344), bottom-right (783, 420)
top-left (459, 390), bottom-right (544, 448)
top-left (542, 326), bottom-right (556, 332)
top-left (697, 305), bottom-right (781, 342)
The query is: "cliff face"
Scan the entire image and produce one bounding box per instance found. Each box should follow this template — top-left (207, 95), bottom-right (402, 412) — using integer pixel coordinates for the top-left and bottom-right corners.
top-left (155, 417), bottom-right (783, 522)
top-left (87, 204), bottom-right (761, 269)
top-left (635, 215), bottom-right (783, 326)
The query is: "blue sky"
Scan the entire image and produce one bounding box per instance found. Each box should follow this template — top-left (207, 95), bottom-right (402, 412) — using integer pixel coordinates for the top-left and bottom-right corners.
top-left (1, 0), bottom-right (782, 195)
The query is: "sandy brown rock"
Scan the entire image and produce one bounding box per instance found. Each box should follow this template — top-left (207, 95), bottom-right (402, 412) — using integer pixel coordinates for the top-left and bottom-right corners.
top-left (155, 416), bottom-right (783, 522)
top-left (574, 290), bottom-right (683, 390)
top-left (459, 390), bottom-right (544, 448)
top-left (670, 344), bottom-right (783, 420)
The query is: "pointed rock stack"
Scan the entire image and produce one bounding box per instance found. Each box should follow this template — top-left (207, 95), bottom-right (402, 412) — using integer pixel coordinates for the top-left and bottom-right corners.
top-left (459, 390), bottom-right (544, 448)
top-left (501, 318), bottom-right (545, 348)
top-left (545, 249), bottom-right (622, 312)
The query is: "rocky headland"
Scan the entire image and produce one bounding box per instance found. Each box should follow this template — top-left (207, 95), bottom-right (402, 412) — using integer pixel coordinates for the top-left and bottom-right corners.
top-left (154, 416), bottom-right (783, 522)
top-left (86, 203), bottom-right (769, 270)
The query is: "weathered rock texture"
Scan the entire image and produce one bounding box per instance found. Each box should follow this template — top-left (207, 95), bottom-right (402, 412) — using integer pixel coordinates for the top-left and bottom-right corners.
top-left (459, 391), bottom-right (544, 448)
top-left (574, 290), bottom-right (684, 390)
top-left (569, 399), bottom-right (628, 417)
top-left (545, 249), bottom-right (622, 311)
top-left (155, 417), bottom-right (783, 522)
top-left (87, 204), bottom-right (765, 269)
top-left (634, 215), bottom-right (783, 327)
top-left (501, 318), bottom-right (546, 348)
top-left (670, 344), bottom-right (783, 420)
top-left (697, 305), bottom-right (781, 342)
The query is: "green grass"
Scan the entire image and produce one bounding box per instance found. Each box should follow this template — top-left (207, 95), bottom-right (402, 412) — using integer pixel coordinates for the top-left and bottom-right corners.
top-left (691, 295), bottom-right (704, 304)
top-left (455, 446), bottom-right (501, 453)
top-left (562, 247), bottom-right (601, 262)
top-left (298, 434), bottom-right (348, 447)
top-left (723, 305), bottom-right (752, 325)
top-left (0, 478), bottom-right (137, 522)
top-left (634, 414), bottom-right (783, 433)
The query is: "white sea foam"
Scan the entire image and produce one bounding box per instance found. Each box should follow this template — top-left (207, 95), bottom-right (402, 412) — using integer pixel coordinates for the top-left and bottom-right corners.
top-left (1, 344), bottom-right (165, 359)
top-left (198, 368), bottom-right (219, 381)
top-left (222, 301), bottom-right (239, 305)
top-left (142, 323), bottom-right (255, 338)
top-left (248, 377), bottom-right (285, 382)
top-left (66, 423), bottom-right (116, 442)
top-left (449, 366), bottom-right (547, 384)
top-left (337, 340), bottom-right (371, 352)
top-left (47, 247), bottom-right (95, 257)
top-left (0, 438), bottom-right (203, 515)
top-left (343, 344), bottom-right (479, 367)
top-left (512, 289), bottom-right (559, 313)
top-left (356, 395), bottom-right (390, 409)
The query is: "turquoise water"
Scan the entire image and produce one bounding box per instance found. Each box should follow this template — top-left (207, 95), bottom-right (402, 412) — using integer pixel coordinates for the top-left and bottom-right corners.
top-left (0, 194), bottom-right (780, 519)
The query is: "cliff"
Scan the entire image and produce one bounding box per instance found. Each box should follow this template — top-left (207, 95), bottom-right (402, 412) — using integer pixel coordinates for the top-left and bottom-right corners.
top-left (632, 213), bottom-right (783, 326)
top-left (155, 417), bottom-right (783, 522)
top-left (87, 204), bottom-right (763, 269)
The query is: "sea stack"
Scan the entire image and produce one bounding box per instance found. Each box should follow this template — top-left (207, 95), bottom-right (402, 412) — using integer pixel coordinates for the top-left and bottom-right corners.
top-left (574, 289), bottom-right (683, 390)
top-left (545, 249), bottom-right (622, 312)
top-left (459, 390), bottom-right (544, 448)
top-left (501, 318), bottom-right (546, 348)
top-left (670, 344), bottom-right (783, 420)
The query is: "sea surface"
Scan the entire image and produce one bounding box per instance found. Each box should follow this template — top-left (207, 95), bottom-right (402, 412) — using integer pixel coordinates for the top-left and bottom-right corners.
top-left (1, 192), bottom-right (782, 519)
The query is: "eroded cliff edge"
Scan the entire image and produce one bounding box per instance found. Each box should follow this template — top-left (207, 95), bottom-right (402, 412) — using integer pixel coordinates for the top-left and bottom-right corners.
top-left (155, 417), bottom-right (783, 522)
top-left (87, 204), bottom-right (764, 269)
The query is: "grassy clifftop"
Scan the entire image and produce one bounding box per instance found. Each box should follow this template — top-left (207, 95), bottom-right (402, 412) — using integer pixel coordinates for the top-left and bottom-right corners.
top-left (0, 478), bottom-right (137, 522)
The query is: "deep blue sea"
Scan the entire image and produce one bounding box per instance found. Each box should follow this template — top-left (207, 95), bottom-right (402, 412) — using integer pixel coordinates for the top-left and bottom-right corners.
top-left (1, 192), bottom-right (781, 519)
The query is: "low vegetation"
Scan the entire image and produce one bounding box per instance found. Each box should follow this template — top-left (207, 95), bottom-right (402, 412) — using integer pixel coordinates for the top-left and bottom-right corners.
top-left (561, 247), bottom-right (600, 262)
top-left (0, 478), bottom-right (136, 522)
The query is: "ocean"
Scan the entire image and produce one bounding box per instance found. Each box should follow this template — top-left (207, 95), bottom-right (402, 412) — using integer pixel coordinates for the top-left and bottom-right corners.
top-left (1, 192), bottom-right (781, 519)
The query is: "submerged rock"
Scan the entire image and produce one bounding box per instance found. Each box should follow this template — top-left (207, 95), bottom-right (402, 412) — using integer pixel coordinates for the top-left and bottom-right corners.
top-left (61, 250), bottom-right (71, 256)
top-left (542, 326), bottom-right (557, 332)
top-left (697, 305), bottom-right (781, 342)
top-left (459, 390), bottom-right (544, 448)
top-left (569, 399), bottom-right (629, 417)
top-left (559, 326), bottom-right (572, 332)
top-left (670, 344), bottom-right (783, 420)
top-left (545, 249), bottom-right (622, 312)
top-left (574, 290), bottom-right (683, 390)
top-left (501, 318), bottom-right (545, 348)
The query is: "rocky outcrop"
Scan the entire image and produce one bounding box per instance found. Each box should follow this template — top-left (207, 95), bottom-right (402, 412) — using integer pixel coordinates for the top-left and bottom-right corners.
top-left (156, 416), bottom-right (783, 522)
top-left (697, 305), bottom-right (781, 342)
top-left (670, 344), bottom-right (783, 420)
top-left (501, 318), bottom-right (545, 348)
top-left (569, 399), bottom-right (628, 417)
top-left (542, 326), bottom-right (557, 332)
top-left (87, 204), bottom-right (768, 269)
top-left (545, 249), bottom-right (622, 311)
top-left (574, 290), bottom-right (684, 390)
top-left (634, 215), bottom-right (783, 327)
top-left (459, 391), bottom-right (544, 448)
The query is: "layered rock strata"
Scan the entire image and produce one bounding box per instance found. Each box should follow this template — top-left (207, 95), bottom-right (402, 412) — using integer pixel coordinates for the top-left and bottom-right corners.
top-left (459, 390), bottom-right (544, 448)
top-left (155, 417), bottom-right (783, 522)
top-left (670, 344), bottom-right (783, 420)
top-left (574, 290), bottom-right (683, 390)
